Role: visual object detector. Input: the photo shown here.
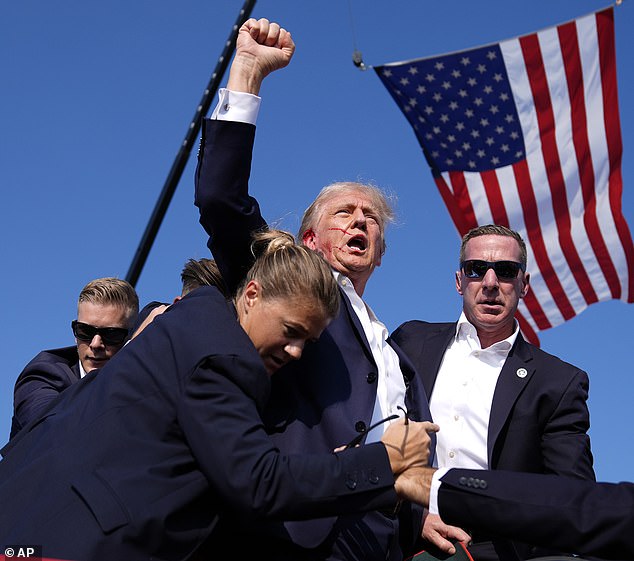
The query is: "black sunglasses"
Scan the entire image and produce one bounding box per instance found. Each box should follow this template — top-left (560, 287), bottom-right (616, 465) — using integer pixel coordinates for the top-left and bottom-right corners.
top-left (461, 259), bottom-right (525, 280)
top-left (71, 320), bottom-right (129, 346)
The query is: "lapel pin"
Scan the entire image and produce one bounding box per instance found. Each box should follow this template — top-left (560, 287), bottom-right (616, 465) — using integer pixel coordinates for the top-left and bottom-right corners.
top-left (516, 368), bottom-right (528, 378)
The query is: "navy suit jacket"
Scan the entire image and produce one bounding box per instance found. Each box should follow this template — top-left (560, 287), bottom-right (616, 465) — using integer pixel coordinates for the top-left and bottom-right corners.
top-left (438, 468), bottom-right (634, 561)
top-left (392, 320), bottom-right (594, 558)
top-left (194, 118), bottom-right (433, 560)
top-left (391, 320), bottom-right (593, 477)
top-left (0, 287), bottom-right (400, 561)
top-left (10, 345), bottom-right (81, 439)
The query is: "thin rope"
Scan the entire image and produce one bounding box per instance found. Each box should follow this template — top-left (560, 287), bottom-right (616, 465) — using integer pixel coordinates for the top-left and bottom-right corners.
top-left (347, 0), bottom-right (370, 70)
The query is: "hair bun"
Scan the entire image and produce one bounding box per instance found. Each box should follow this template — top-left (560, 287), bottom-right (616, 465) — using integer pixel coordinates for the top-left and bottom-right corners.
top-left (251, 229), bottom-right (296, 258)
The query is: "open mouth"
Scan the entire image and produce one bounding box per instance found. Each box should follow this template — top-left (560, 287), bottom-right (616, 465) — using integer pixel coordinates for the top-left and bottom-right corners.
top-left (347, 235), bottom-right (367, 252)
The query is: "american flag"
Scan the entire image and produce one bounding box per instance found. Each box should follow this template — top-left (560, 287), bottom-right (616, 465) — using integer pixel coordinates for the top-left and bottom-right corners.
top-left (375, 7), bottom-right (633, 344)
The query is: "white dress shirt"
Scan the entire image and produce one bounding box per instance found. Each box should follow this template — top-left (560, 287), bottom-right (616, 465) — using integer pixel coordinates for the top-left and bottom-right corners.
top-left (430, 312), bottom-right (519, 469)
top-left (429, 467), bottom-right (450, 515)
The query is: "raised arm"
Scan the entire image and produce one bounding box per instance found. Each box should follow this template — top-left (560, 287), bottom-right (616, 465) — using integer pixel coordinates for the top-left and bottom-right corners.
top-left (194, 18), bottom-right (295, 294)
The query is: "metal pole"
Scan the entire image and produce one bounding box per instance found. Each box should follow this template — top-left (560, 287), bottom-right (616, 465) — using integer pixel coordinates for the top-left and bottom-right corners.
top-left (126, 0), bottom-right (257, 286)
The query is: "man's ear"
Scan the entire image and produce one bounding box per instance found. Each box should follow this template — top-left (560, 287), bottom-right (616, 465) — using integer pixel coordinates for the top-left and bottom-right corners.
top-left (520, 272), bottom-right (530, 299)
top-left (455, 271), bottom-right (463, 295)
top-left (302, 229), bottom-right (317, 250)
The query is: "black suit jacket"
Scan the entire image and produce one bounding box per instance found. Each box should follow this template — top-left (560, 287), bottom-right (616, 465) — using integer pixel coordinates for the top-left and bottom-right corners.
top-left (392, 320), bottom-right (594, 559)
top-left (438, 468), bottom-right (634, 561)
top-left (391, 320), bottom-right (593, 477)
top-left (194, 118), bottom-right (433, 560)
top-left (0, 287), bottom-right (400, 561)
top-left (10, 345), bottom-right (81, 439)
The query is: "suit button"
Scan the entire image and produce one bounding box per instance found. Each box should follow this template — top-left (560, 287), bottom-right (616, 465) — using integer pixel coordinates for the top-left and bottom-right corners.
top-left (459, 477), bottom-right (467, 485)
top-left (355, 421), bottom-right (366, 433)
top-left (346, 478), bottom-right (358, 490)
top-left (479, 479), bottom-right (488, 489)
top-left (467, 477), bottom-right (475, 487)
top-left (368, 470), bottom-right (379, 484)
top-left (366, 372), bottom-right (377, 383)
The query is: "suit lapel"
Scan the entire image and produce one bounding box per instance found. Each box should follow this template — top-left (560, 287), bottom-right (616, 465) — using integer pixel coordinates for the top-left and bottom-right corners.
top-left (71, 361), bottom-right (82, 382)
top-left (388, 341), bottom-right (416, 387)
top-left (418, 325), bottom-right (456, 397)
top-left (488, 335), bottom-right (535, 465)
top-left (338, 289), bottom-right (375, 363)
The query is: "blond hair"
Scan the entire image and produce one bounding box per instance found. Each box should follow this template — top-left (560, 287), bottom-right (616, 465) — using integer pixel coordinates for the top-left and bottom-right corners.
top-left (78, 277), bottom-right (139, 327)
top-left (240, 229), bottom-right (340, 319)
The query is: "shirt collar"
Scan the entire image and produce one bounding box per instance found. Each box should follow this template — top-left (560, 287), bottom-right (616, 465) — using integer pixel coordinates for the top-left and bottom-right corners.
top-left (454, 311), bottom-right (519, 352)
top-left (333, 270), bottom-right (381, 323)
top-left (78, 358), bottom-right (88, 379)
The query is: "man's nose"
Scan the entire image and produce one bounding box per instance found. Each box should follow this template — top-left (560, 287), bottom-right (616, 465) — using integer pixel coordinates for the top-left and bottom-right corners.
top-left (481, 266), bottom-right (500, 288)
top-left (350, 208), bottom-right (367, 228)
top-left (89, 334), bottom-right (105, 349)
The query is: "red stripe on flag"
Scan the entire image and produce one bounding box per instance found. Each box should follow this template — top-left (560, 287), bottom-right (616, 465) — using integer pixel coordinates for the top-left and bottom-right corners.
top-left (433, 175), bottom-right (470, 236)
top-left (512, 157), bottom-right (576, 321)
top-left (522, 286), bottom-right (552, 331)
top-left (516, 309), bottom-right (541, 345)
top-left (434, 172), bottom-right (480, 237)
top-left (481, 170), bottom-right (510, 226)
top-left (448, 171), bottom-right (479, 231)
top-left (559, 19), bottom-right (618, 301)
top-left (597, 8), bottom-right (634, 302)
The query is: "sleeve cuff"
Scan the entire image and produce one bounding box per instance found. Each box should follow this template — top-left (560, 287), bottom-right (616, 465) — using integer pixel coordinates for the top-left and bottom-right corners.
top-left (429, 467), bottom-right (450, 515)
top-left (210, 88), bottom-right (261, 124)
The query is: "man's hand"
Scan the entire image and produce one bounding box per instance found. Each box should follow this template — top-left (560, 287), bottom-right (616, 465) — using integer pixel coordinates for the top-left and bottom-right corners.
top-left (393, 465), bottom-right (435, 507)
top-left (130, 304), bottom-right (169, 340)
top-left (227, 17), bottom-right (295, 95)
top-left (381, 419), bottom-right (438, 474)
top-left (421, 512), bottom-right (471, 555)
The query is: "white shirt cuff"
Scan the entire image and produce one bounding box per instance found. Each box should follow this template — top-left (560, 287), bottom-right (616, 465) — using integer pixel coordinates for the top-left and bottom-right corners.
top-left (429, 467), bottom-right (450, 515)
top-left (210, 88), bottom-right (261, 124)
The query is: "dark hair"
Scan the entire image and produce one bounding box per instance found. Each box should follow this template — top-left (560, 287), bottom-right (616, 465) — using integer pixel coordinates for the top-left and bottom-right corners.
top-left (180, 258), bottom-right (226, 297)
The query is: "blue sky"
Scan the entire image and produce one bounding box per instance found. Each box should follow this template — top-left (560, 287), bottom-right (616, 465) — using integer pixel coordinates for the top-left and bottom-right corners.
top-left (1, 1), bottom-right (632, 482)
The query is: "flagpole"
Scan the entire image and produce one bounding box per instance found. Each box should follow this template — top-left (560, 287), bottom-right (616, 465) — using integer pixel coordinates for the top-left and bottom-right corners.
top-left (125, 0), bottom-right (257, 287)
